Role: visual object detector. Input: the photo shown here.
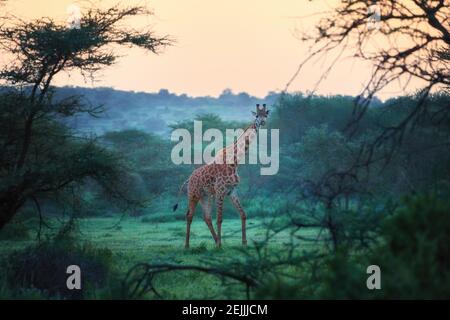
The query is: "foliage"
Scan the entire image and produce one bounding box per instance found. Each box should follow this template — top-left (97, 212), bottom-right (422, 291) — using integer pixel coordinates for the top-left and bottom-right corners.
top-left (5, 240), bottom-right (114, 299)
top-left (0, 3), bottom-right (171, 230)
top-left (372, 192), bottom-right (450, 299)
top-left (0, 221), bottom-right (29, 240)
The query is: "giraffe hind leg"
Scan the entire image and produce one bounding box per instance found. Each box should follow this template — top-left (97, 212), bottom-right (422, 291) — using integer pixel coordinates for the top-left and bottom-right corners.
top-left (200, 196), bottom-right (218, 244)
top-left (185, 198), bottom-right (198, 249)
top-left (230, 191), bottom-right (247, 246)
top-left (215, 193), bottom-right (225, 248)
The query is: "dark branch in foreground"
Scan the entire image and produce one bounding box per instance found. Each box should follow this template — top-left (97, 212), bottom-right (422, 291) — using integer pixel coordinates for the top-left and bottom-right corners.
top-left (287, 0), bottom-right (450, 166)
top-left (122, 263), bottom-right (258, 299)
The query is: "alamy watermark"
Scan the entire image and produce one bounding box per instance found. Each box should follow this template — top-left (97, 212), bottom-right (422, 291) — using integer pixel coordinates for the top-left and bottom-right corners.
top-left (171, 120), bottom-right (280, 176)
top-left (366, 265), bottom-right (381, 290)
top-left (367, 3), bottom-right (381, 31)
top-left (66, 264), bottom-right (81, 290)
top-left (66, 4), bottom-right (82, 29)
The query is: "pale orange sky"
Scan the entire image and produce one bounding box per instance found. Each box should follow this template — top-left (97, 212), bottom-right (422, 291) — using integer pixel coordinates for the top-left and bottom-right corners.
top-left (1, 0), bottom-right (423, 99)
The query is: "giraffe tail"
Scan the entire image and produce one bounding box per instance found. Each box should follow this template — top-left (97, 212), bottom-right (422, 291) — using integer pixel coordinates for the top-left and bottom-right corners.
top-left (172, 178), bottom-right (189, 212)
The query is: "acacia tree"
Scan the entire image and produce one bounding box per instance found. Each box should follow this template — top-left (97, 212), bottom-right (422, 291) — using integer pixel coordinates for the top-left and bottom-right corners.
top-left (288, 0), bottom-right (450, 162)
top-left (0, 4), bottom-right (172, 229)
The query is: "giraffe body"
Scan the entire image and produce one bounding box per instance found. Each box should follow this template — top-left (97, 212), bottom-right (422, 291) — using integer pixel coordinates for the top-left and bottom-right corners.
top-left (175, 104), bottom-right (269, 248)
top-left (187, 163), bottom-right (240, 201)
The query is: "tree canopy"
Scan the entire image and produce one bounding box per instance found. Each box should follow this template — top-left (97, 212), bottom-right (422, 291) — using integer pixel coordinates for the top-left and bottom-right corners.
top-left (0, 4), bottom-right (172, 229)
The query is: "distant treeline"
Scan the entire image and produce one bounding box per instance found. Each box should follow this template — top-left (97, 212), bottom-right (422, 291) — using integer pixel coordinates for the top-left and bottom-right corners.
top-left (51, 87), bottom-right (382, 135)
top-left (56, 87), bottom-right (281, 135)
top-left (0, 85), bottom-right (385, 136)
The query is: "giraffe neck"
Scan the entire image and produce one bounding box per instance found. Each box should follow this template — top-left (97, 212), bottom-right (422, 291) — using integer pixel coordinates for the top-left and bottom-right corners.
top-left (211, 121), bottom-right (258, 165)
top-left (232, 122), bottom-right (258, 165)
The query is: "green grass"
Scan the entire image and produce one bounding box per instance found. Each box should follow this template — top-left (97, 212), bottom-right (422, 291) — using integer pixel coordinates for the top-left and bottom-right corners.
top-left (0, 215), bottom-right (321, 299)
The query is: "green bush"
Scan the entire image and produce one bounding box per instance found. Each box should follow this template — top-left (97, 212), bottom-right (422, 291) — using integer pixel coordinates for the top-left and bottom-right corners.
top-left (5, 240), bottom-right (114, 299)
top-left (323, 193), bottom-right (450, 299)
top-left (255, 192), bottom-right (450, 299)
top-left (0, 221), bottom-right (30, 240)
top-left (372, 193), bottom-right (450, 298)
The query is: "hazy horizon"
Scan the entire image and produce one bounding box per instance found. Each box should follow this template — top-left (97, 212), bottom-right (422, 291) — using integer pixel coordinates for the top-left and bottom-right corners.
top-left (1, 0), bottom-right (425, 99)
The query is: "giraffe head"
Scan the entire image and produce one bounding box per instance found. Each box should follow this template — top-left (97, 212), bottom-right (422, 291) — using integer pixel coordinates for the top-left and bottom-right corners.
top-left (252, 104), bottom-right (269, 127)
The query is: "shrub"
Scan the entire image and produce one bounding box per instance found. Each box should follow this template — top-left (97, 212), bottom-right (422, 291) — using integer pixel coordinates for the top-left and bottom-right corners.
top-left (5, 240), bottom-right (114, 299)
top-left (0, 221), bottom-right (30, 240)
top-left (254, 192), bottom-right (450, 299)
top-left (371, 193), bottom-right (450, 298)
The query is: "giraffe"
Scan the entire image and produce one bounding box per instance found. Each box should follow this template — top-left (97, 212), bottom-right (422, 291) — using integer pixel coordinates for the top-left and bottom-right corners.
top-left (173, 104), bottom-right (270, 248)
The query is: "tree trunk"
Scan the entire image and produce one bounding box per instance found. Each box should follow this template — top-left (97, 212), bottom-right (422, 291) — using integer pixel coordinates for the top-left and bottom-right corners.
top-left (325, 202), bottom-right (339, 252)
top-left (16, 115), bottom-right (34, 170)
top-left (0, 191), bottom-right (24, 230)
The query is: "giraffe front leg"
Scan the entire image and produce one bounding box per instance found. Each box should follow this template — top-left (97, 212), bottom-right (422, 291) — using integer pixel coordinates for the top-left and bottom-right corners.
top-left (230, 191), bottom-right (247, 246)
top-left (216, 194), bottom-right (225, 248)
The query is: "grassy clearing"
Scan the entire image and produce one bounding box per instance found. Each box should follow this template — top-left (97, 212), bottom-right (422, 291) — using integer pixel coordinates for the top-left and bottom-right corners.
top-left (0, 215), bottom-right (320, 299)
